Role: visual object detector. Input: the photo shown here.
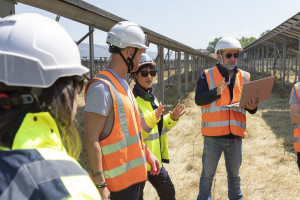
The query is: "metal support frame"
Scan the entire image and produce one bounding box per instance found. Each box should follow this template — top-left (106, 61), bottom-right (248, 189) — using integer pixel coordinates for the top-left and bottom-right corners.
top-left (192, 55), bottom-right (196, 87)
top-left (177, 51), bottom-right (181, 103)
top-left (282, 40), bottom-right (287, 90)
top-left (158, 45), bottom-right (164, 103)
top-left (89, 26), bottom-right (94, 79)
top-left (0, 0), bottom-right (15, 17)
top-left (261, 45), bottom-right (265, 77)
top-left (184, 53), bottom-right (189, 96)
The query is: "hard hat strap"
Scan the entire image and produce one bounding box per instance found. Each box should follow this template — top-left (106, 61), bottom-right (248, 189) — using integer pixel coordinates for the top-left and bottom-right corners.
top-left (0, 93), bottom-right (34, 109)
top-left (118, 48), bottom-right (138, 73)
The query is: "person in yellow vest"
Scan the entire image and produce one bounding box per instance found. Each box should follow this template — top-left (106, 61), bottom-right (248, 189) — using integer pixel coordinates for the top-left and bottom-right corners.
top-left (0, 13), bottom-right (101, 199)
top-left (84, 22), bottom-right (161, 200)
top-left (289, 83), bottom-right (300, 170)
top-left (195, 37), bottom-right (260, 200)
top-left (131, 53), bottom-right (186, 200)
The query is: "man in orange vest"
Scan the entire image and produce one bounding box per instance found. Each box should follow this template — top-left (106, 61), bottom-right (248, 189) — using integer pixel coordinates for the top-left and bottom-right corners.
top-left (84, 21), bottom-right (160, 200)
top-left (195, 37), bottom-right (260, 200)
top-left (289, 83), bottom-right (300, 170)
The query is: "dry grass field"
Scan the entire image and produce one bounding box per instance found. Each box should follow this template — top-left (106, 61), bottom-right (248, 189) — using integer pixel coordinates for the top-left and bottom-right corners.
top-left (75, 70), bottom-right (300, 200)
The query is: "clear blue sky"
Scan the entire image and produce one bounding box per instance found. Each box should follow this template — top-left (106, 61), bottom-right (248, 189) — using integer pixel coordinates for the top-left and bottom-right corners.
top-left (15, 0), bottom-right (300, 52)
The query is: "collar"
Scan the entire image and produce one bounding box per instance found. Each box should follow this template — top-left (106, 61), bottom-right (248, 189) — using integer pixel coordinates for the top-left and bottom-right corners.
top-left (133, 84), bottom-right (155, 102)
top-left (8, 112), bottom-right (65, 152)
top-left (216, 63), bottom-right (238, 81)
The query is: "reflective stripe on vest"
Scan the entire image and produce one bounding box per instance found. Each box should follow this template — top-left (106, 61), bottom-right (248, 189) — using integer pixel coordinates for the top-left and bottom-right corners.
top-left (89, 70), bottom-right (147, 191)
top-left (293, 83), bottom-right (300, 152)
top-left (139, 109), bottom-right (153, 133)
top-left (0, 159), bottom-right (86, 199)
top-left (200, 66), bottom-right (249, 137)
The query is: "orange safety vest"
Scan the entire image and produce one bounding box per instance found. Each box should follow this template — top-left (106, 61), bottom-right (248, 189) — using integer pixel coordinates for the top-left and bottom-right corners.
top-left (200, 66), bottom-right (250, 137)
top-left (293, 83), bottom-right (300, 152)
top-left (85, 70), bottom-right (147, 192)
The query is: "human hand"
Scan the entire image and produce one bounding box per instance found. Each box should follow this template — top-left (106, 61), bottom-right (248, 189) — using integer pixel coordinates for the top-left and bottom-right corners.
top-left (155, 102), bottom-right (164, 120)
top-left (170, 104), bottom-right (186, 121)
top-left (244, 97), bottom-right (260, 110)
top-left (217, 78), bottom-right (230, 95)
top-left (147, 152), bottom-right (161, 176)
top-left (98, 187), bottom-right (110, 200)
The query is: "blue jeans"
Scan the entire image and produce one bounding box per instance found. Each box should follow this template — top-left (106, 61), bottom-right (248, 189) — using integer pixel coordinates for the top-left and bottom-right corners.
top-left (197, 136), bottom-right (243, 200)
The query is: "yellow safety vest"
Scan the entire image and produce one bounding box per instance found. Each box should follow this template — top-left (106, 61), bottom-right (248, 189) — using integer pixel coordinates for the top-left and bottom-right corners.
top-left (133, 84), bottom-right (178, 171)
top-left (0, 112), bottom-right (101, 200)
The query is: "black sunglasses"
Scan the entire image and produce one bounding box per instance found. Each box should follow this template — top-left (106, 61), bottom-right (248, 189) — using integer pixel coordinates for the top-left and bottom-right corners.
top-left (140, 70), bottom-right (157, 77)
top-left (73, 76), bottom-right (85, 93)
top-left (225, 53), bottom-right (239, 59)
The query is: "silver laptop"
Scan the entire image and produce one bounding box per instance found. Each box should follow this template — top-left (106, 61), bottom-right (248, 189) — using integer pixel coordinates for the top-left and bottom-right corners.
top-left (223, 76), bottom-right (275, 108)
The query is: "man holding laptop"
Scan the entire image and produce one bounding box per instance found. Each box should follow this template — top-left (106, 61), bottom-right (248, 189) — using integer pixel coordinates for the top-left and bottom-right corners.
top-left (195, 37), bottom-right (260, 200)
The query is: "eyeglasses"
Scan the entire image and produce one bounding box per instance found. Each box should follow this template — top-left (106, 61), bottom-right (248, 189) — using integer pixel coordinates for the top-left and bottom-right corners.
top-left (140, 70), bottom-right (157, 77)
top-left (225, 53), bottom-right (239, 59)
top-left (73, 76), bottom-right (85, 93)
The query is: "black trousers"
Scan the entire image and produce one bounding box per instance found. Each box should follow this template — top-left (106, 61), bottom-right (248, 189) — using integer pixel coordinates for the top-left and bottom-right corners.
top-left (110, 182), bottom-right (141, 200)
top-left (138, 166), bottom-right (176, 200)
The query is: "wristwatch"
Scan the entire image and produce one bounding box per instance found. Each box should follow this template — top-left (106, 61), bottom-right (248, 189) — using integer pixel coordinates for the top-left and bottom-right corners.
top-left (95, 182), bottom-right (107, 189)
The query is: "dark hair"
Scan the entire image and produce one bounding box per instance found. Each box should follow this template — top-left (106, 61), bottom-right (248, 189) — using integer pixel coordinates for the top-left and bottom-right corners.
top-left (0, 77), bottom-right (82, 158)
top-left (109, 45), bottom-right (122, 54)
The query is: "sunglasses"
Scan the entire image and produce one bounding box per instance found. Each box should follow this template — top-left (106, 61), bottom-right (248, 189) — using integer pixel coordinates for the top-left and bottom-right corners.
top-left (140, 70), bottom-right (157, 77)
top-left (225, 53), bottom-right (239, 59)
top-left (73, 76), bottom-right (85, 93)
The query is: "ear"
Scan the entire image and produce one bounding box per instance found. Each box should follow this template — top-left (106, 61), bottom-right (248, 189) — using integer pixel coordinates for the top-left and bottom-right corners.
top-left (217, 53), bottom-right (222, 63)
top-left (126, 47), bottom-right (134, 58)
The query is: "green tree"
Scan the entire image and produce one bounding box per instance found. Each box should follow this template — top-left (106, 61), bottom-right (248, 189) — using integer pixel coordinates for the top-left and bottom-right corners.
top-left (239, 36), bottom-right (257, 48)
top-left (206, 37), bottom-right (222, 53)
top-left (260, 29), bottom-right (270, 37)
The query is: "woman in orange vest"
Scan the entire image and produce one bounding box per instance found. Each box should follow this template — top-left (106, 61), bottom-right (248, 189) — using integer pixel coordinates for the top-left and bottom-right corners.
top-left (195, 37), bottom-right (260, 200)
top-left (289, 82), bottom-right (300, 170)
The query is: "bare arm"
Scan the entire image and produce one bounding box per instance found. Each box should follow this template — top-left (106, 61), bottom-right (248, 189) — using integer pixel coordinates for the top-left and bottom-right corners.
top-left (290, 104), bottom-right (300, 124)
top-left (84, 111), bottom-right (110, 200)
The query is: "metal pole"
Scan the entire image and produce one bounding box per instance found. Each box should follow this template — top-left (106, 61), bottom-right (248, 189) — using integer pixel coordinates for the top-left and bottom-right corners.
top-left (192, 55), bottom-right (195, 87)
top-left (184, 53), bottom-right (189, 96)
top-left (282, 40), bottom-right (287, 90)
top-left (89, 26), bottom-right (94, 78)
top-left (273, 42), bottom-right (277, 77)
top-left (261, 46), bottom-right (265, 77)
top-left (158, 45), bottom-right (164, 103)
top-left (266, 46), bottom-right (269, 75)
top-left (177, 51), bottom-right (181, 103)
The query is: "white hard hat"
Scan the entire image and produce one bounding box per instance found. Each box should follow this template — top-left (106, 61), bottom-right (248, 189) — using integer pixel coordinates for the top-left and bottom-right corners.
top-left (106, 21), bottom-right (148, 49)
top-left (0, 13), bottom-right (89, 88)
top-left (215, 37), bottom-right (242, 54)
top-left (139, 53), bottom-right (156, 68)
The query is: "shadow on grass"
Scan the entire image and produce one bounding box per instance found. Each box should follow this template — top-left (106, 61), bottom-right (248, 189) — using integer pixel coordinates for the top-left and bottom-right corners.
top-left (247, 70), bottom-right (296, 154)
top-left (258, 78), bottom-right (296, 154)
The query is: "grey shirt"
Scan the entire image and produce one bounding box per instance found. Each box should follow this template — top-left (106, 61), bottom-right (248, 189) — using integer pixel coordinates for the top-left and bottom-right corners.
top-left (85, 68), bottom-right (135, 140)
top-left (289, 86), bottom-right (300, 104)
